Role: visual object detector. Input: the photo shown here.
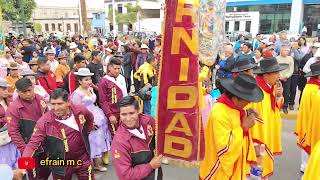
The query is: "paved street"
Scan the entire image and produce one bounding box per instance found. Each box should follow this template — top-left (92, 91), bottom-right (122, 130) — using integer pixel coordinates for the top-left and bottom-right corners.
top-left (93, 118), bottom-right (303, 180)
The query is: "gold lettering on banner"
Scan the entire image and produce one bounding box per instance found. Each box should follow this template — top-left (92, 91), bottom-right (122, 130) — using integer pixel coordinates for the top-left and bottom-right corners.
top-left (176, 0), bottom-right (198, 23)
top-left (179, 58), bottom-right (189, 81)
top-left (165, 113), bottom-right (193, 136)
top-left (164, 135), bottom-right (192, 158)
top-left (171, 27), bottom-right (198, 55)
top-left (161, 0), bottom-right (199, 160)
top-left (167, 86), bottom-right (197, 109)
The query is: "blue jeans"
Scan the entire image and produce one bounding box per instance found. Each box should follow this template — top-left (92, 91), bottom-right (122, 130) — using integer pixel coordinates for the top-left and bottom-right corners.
top-left (143, 100), bottom-right (151, 115)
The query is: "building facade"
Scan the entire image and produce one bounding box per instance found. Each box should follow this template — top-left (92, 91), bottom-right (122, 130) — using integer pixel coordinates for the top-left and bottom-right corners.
top-left (226, 0), bottom-right (320, 36)
top-left (104, 0), bottom-right (164, 34)
top-left (32, 0), bottom-right (106, 35)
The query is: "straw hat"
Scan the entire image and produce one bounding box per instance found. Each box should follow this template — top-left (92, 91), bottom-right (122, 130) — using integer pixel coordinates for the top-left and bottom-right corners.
top-left (74, 68), bottom-right (94, 77)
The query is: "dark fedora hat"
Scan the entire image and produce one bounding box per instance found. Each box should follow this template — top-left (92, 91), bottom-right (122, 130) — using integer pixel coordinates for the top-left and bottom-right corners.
top-left (305, 62), bottom-right (320, 77)
top-left (254, 57), bottom-right (288, 74)
top-left (220, 73), bottom-right (264, 102)
top-left (231, 58), bottom-right (257, 73)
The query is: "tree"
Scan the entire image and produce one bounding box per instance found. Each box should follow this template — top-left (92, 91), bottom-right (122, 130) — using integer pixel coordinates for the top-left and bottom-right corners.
top-left (34, 22), bottom-right (42, 33)
top-left (117, 4), bottom-right (142, 25)
top-left (1, 0), bottom-right (36, 35)
top-left (0, 0), bottom-right (36, 22)
top-left (108, 4), bottom-right (141, 25)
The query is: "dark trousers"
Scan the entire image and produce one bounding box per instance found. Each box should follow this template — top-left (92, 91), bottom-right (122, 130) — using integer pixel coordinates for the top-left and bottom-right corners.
top-left (52, 158), bottom-right (94, 180)
top-left (27, 152), bottom-right (51, 180)
top-left (143, 100), bottom-right (151, 115)
top-left (289, 74), bottom-right (299, 106)
top-left (281, 78), bottom-right (291, 109)
top-left (298, 73), bottom-right (307, 104)
top-left (125, 77), bottom-right (131, 93)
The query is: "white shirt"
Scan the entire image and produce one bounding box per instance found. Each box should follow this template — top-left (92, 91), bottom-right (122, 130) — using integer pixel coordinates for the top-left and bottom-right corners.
top-left (17, 61), bottom-right (30, 72)
top-left (50, 60), bottom-right (59, 73)
top-left (303, 57), bottom-right (317, 74)
top-left (128, 126), bottom-right (146, 140)
top-left (56, 114), bottom-right (79, 131)
top-left (104, 74), bottom-right (128, 97)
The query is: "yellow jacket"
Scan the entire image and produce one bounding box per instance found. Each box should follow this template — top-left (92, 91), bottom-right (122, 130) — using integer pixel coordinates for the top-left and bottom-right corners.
top-left (246, 88), bottom-right (282, 178)
top-left (199, 66), bottom-right (210, 110)
top-left (305, 89), bottom-right (320, 153)
top-left (200, 102), bottom-right (256, 180)
top-left (134, 62), bottom-right (155, 85)
top-left (303, 141), bottom-right (320, 180)
top-left (295, 84), bottom-right (319, 152)
top-left (6, 75), bottom-right (20, 94)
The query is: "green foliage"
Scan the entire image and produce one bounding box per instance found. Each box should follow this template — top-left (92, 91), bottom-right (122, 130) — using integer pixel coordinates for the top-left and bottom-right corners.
top-left (34, 22), bottom-right (42, 32)
top-left (108, 4), bottom-right (142, 25)
top-left (0, 0), bottom-right (36, 21)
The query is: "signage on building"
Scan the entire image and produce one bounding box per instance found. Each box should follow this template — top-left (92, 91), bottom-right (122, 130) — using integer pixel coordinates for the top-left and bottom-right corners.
top-left (226, 12), bottom-right (259, 21)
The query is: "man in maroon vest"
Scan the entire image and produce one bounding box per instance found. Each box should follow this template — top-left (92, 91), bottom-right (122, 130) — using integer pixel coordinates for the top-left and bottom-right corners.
top-left (6, 78), bottom-right (50, 179)
top-left (19, 88), bottom-right (95, 180)
top-left (99, 57), bottom-right (127, 137)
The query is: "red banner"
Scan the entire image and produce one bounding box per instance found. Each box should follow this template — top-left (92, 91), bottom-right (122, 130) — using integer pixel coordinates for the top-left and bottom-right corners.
top-left (156, 0), bottom-right (204, 164)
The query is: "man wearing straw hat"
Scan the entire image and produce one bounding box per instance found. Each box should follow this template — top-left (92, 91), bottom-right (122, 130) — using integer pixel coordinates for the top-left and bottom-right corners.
top-left (6, 62), bottom-right (20, 96)
top-left (200, 73), bottom-right (263, 180)
top-left (246, 58), bottom-right (288, 179)
top-left (45, 49), bottom-right (59, 73)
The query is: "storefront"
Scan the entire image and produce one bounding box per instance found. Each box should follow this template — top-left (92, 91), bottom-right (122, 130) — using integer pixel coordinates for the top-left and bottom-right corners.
top-left (226, 0), bottom-right (320, 36)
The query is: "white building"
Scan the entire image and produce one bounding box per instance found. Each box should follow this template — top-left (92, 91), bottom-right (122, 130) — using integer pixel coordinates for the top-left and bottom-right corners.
top-left (104, 0), bottom-right (164, 34)
top-left (31, 0), bottom-right (106, 34)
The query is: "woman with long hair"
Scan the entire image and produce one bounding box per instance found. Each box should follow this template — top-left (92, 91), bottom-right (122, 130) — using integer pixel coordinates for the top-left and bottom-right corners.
top-left (298, 37), bottom-right (310, 55)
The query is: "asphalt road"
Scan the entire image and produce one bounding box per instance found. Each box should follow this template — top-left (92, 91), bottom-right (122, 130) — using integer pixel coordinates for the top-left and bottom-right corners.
top-left (93, 119), bottom-right (303, 180)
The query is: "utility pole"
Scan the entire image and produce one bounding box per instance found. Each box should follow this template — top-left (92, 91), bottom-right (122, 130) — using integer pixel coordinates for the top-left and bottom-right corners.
top-left (112, 0), bottom-right (117, 38)
top-left (136, 0), bottom-right (140, 32)
top-left (78, 0), bottom-right (88, 36)
top-left (16, 0), bottom-right (27, 36)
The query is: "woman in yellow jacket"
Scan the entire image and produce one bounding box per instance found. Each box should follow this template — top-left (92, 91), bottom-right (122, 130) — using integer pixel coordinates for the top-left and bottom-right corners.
top-left (200, 73), bottom-right (263, 180)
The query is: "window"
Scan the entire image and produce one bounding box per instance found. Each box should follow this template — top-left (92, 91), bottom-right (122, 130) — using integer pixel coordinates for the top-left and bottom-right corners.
top-left (52, 24), bottom-right (56, 31)
top-left (58, 23), bottom-right (62, 31)
top-left (67, 24), bottom-right (71, 31)
top-left (118, 4), bottom-right (123, 13)
top-left (245, 21), bottom-right (251, 32)
top-left (142, 9), bottom-right (160, 18)
top-left (45, 24), bottom-right (49, 31)
top-left (95, 13), bottom-right (101, 19)
top-left (74, 24), bottom-right (78, 33)
top-left (234, 21), bottom-right (240, 31)
top-left (65, 12), bottom-right (68, 18)
top-left (225, 21), bottom-right (229, 32)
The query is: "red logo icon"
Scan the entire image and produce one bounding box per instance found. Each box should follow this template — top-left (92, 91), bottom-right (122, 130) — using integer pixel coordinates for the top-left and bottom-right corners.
top-left (18, 157), bottom-right (35, 170)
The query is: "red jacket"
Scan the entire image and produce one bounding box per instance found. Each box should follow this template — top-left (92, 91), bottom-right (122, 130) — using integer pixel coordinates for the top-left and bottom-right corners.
top-left (36, 70), bottom-right (57, 94)
top-left (6, 95), bottom-right (47, 153)
top-left (22, 104), bottom-right (94, 158)
top-left (111, 114), bottom-right (162, 180)
top-left (98, 77), bottom-right (123, 120)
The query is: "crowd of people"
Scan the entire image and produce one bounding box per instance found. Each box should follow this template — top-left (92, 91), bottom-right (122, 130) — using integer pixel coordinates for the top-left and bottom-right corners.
top-left (0, 33), bottom-right (162, 179)
top-left (0, 30), bottom-right (319, 180)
